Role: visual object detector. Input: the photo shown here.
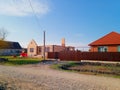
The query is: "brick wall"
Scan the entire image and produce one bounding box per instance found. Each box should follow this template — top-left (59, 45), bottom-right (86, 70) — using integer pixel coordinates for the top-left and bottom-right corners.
top-left (108, 46), bottom-right (117, 52)
top-left (90, 45), bottom-right (118, 52)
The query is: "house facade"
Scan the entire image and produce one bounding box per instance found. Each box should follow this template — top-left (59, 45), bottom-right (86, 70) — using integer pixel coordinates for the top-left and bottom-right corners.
top-left (27, 39), bottom-right (38, 57)
top-left (27, 39), bottom-right (75, 58)
top-left (0, 41), bottom-right (22, 55)
top-left (89, 31), bottom-right (120, 52)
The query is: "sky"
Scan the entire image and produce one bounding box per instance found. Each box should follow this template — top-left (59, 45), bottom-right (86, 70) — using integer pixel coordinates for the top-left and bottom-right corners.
top-left (0, 0), bottom-right (120, 48)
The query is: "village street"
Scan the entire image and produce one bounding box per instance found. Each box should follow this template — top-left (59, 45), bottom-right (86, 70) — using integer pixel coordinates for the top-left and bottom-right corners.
top-left (0, 64), bottom-right (120, 90)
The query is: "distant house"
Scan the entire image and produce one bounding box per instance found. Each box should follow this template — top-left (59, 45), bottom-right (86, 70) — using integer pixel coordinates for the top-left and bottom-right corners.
top-left (89, 31), bottom-right (120, 52)
top-left (0, 41), bottom-right (22, 55)
top-left (27, 39), bottom-right (75, 58)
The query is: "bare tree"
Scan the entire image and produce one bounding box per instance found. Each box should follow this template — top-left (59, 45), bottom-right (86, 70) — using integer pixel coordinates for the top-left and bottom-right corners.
top-left (0, 28), bottom-right (8, 40)
top-left (0, 28), bottom-right (9, 49)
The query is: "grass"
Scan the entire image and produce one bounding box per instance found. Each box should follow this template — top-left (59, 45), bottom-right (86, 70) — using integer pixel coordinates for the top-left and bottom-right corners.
top-left (51, 61), bottom-right (77, 69)
top-left (0, 56), bottom-right (42, 65)
top-left (51, 61), bottom-right (120, 78)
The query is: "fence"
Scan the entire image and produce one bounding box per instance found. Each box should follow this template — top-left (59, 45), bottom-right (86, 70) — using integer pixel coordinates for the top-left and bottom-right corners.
top-left (48, 51), bottom-right (120, 61)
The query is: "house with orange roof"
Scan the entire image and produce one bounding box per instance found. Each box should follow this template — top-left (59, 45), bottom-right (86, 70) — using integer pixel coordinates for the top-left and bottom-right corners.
top-left (89, 31), bottom-right (120, 52)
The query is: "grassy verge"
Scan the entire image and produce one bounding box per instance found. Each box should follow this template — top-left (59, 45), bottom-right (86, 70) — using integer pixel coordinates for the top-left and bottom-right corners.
top-left (51, 61), bottom-right (120, 78)
top-left (0, 56), bottom-right (42, 66)
top-left (51, 61), bottom-right (77, 70)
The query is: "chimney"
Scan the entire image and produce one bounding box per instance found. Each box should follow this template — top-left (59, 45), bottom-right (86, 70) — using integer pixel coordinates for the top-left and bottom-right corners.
top-left (61, 38), bottom-right (65, 47)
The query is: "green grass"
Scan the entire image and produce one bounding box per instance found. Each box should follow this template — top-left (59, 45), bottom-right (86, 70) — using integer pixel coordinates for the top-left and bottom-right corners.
top-left (0, 56), bottom-right (42, 65)
top-left (51, 61), bottom-right (77, 69)
top-left (51, 64), bottom-right (62, 70)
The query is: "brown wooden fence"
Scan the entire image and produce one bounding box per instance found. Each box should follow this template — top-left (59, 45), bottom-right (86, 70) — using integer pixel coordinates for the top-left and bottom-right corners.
top-left (48, 51), bottom-right (120, 61)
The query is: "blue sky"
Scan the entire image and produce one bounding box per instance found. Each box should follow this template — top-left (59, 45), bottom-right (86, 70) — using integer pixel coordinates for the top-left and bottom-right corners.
top-left (0, 0), bottom-right (120, 48)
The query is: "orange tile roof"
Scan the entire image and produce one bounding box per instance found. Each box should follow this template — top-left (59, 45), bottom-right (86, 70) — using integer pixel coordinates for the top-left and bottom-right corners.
top-left (89, 31), bottom-right (120, 46)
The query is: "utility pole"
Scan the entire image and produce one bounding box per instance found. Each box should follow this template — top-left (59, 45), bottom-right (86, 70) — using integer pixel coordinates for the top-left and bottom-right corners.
top-left (43, 31), bottom-right (46, 60)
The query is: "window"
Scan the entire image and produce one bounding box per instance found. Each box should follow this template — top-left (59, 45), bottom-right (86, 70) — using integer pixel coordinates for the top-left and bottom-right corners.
top-left (45, 47), bottom-right (50, 52)
top-left (30, 48), bottom-right (34, 52)
top-left (39, 47), bottom-right (41, 52)
top-left (98, 46), bottom-right (108, 52)
top-left (118, 46), bottom-right (120, 52)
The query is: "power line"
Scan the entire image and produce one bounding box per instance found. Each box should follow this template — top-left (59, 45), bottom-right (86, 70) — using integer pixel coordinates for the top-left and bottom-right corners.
top-left (12, 0), bottom-right (43, 30)
top-left (28, 0), bottom-right (43, 30)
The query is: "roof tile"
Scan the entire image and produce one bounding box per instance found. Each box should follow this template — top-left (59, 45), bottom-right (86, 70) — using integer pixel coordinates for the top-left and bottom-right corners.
top-left (89, 31), bottom-right (120, 46)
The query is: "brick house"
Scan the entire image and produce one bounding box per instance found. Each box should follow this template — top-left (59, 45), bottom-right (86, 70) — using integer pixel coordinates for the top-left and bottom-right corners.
top-left (27, 39), bottom-right (75, 58)
top-left (89, 31), bottom-right (120, 52)
top-left (0, 41), bottom-right (22, 55)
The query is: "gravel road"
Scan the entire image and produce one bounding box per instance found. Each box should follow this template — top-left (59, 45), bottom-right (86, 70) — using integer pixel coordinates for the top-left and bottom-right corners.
top-left (0, 64), bottom-right (120, 90)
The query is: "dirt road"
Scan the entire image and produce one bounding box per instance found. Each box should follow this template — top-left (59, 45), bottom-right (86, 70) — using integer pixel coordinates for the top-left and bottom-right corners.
top-left (0, 64), bottom-right (120, 90)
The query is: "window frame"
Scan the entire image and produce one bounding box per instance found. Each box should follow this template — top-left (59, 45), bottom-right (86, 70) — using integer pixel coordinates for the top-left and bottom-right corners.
top-left (30, 48), bottom-right (34, 52)
top-left (98, 46), bottom-right (108, 52)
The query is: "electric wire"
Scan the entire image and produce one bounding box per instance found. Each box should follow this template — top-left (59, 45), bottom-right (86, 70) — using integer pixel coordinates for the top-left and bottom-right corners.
top-left (28, 0), bottom-right (43, 30)
top-left (12, 0), bottom-right (43, 30)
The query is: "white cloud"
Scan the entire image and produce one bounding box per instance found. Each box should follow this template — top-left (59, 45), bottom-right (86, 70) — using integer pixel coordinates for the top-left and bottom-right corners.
top-left (0, 0), bottom-right (50, 16)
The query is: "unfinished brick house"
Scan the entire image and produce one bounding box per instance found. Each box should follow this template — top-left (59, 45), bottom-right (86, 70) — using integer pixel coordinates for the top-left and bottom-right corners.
top-left (27, 38), bottom-right (75, 57)
top-left (89, 31), bottom-right (120, 52)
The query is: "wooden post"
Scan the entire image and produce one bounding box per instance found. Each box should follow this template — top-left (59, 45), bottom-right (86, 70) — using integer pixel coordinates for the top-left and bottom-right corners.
top-left (43, 31), bottom-right (46, 60)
